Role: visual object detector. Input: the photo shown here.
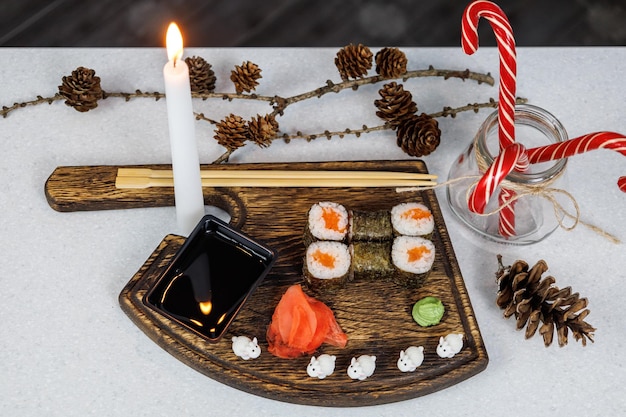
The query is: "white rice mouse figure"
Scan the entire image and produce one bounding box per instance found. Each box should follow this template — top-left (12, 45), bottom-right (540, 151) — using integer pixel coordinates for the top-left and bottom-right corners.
top-left (307, 354), bottom-right (336, 379)
top-left (397, 346), bottom-right (424, 372)
top-left (347, 355), bottom-right (377, 380)
top-left (436, 333), bottom-right (464, 358)
top-left (231, 336), bottom-right (261, 360)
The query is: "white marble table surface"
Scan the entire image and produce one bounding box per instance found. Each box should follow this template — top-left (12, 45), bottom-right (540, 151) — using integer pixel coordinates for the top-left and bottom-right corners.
top-left (0, 47), bottom-right (624, 416)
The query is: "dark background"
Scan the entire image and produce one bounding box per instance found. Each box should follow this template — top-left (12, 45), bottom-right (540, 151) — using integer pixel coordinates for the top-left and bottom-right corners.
top-left (1, 0), bottom-right (625, 47)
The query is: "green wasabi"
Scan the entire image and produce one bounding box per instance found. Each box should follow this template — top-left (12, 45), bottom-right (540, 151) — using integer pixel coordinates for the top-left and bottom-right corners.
top-left (412, 296), bottom-right (444, 326)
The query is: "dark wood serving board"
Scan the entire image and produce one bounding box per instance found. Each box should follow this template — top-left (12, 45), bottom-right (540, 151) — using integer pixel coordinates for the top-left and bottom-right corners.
top-left (45, 160), bottom-right (488, 407)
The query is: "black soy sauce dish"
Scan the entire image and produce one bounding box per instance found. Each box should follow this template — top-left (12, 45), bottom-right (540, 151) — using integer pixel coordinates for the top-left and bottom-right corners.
top-left (144, 215), bottom-right (277, 342)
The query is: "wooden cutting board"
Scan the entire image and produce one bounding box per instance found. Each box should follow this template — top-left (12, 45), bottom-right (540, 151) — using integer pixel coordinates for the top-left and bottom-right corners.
top-left (46, 160), bottom-right (488, 406)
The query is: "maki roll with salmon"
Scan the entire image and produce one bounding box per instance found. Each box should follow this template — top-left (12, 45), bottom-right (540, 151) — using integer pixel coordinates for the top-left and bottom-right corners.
top-left (304, 202), bottom-right (349, 245)
top-left (304, 241), bottom-right (352, 292)
top-left (390, 202), bottom-right (434, 238)
top-left (349, 210), bottom-right (392, 242)
top-left (391, 236), bottom-right (435, 288)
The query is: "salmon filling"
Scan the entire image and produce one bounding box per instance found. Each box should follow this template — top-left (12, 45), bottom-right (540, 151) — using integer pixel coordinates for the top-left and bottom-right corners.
top-left (321, 207), bottom-right (347, 232)
top-left (407, 245), bottom-right (431, 263)
top-left (312, 249), bottom-right (336, 268)
top-left (402, 207), bottom-right (430, 221)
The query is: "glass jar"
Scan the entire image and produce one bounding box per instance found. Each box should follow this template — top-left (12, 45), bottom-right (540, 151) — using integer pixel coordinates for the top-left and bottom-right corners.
top-left (446, 104), bottom-right (569, 245)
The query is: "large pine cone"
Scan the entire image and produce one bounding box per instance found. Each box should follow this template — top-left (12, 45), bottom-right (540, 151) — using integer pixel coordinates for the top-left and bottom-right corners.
top-left (230, 61), bottom-right (262, 94)
top-left (495, 255), bottom-right (595, 347)
top-left (395, 113), bottom-right (441, 157)
top-left (185, 56), bottom-right (216, 95)
top-left (374, 82), bottom-right (417, 128)
top-left (335, 44), bottom-right (373, 81)
top-left (375, 47), bottom-right (408, 78)
top-left (214, 114), bottom-right (248, 150)
top-left (248, 114), bottom-right (279, 148)
top-left (58, 67), bottom-right (104, 112)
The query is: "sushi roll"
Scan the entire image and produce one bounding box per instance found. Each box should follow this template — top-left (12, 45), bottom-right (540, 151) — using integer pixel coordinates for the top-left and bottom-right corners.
top-left (304, 241), bottom-right (352, 292)
top-left (350, 241), bottom-right (395, 281)
top-left (391, 236), bottom-right (435, 288)
top-left (304, 202), bottom-right (350, 245)
top-left (349, 210), bottom-right (392, 242)
top-left (390, 202), bottom-right (434, 238)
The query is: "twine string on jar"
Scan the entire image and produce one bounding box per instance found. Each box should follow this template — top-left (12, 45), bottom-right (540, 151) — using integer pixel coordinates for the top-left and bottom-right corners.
top-left (397, 147), bottom-right (621, 244)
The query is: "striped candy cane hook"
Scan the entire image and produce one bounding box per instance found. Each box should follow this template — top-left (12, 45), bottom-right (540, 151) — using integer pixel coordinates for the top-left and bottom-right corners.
top-left (462, 0), bottom-right (517, 150)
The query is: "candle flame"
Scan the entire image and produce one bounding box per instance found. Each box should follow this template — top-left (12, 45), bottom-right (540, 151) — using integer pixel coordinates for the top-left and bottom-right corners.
top-left (166, 22), bottom-right (184, 64)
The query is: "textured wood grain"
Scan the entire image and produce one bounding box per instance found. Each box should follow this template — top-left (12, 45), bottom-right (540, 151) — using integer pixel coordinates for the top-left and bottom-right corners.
top-left (114, 160), bottom-right (487, 406)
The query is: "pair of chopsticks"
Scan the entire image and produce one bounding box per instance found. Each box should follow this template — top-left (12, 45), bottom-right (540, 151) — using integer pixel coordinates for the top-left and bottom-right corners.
top-left (114, 168), bottom-right (437, 189)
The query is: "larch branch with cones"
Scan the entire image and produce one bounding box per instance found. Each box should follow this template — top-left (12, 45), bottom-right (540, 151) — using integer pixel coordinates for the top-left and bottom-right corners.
top-left (1, 45), bottom-right (524, 165)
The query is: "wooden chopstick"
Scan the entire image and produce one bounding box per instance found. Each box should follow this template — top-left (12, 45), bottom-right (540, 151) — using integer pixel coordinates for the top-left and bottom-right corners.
top-left (115, 176), bottom-right (437, 189)
top-left (115, 168), bottom-right (437, 189)
top-left (117, 168), bottom-right (437, 180)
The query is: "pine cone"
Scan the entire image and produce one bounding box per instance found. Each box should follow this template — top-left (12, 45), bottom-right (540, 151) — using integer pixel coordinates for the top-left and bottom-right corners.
top-left (185, 56), bottom-right (216, 95)
top-left (248, 114), bottom-right (279, 148)
top-left (58, 67), bottom-right (104, 112)
top-left (495, 255), bottom-right (595, 347)
top-left (374, 82), bottom-right (417, 128)
top-left (214, 114), bottom-right (248, 150)
top-left (335, 44), bottom-right (373, 81)
top-left (395, 113), bottom-right (441, 157)
top-left (230, 61), bottom-right (262, 94)
top-left (375, 47), bottom-right (408, 78)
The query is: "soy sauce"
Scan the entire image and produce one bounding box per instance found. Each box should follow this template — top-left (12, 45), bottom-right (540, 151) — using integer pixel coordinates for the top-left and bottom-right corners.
top-left (146, 216), bottom-right (276, 342)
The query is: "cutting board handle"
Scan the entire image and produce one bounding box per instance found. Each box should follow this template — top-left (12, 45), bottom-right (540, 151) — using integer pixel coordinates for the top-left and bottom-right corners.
top-left (44, 165), bottom-right (248, 228)
top-left (205, 188), bottom-right (246, 228)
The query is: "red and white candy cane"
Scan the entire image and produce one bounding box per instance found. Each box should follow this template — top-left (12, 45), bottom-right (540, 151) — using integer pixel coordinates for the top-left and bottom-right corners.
top-left (498, 147), bottom-right (529, 237)
top-left (497, 187), bottom-right (517, 237)
top-left (462, 1), bottom-right (522, 237)
top-left (462, 0), bottom-right (517, 150)
top-left (526, 131), bottom-right (626, 192)
top-left (468, 142), bottom-right (527, 213)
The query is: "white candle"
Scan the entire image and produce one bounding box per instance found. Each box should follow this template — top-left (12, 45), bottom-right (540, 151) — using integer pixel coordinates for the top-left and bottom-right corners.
top-left (163, 22), bottom-right (205, 235)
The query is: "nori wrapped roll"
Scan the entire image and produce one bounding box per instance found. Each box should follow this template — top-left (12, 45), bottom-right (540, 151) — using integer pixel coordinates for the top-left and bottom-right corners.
top-left (350, 241), bottom-right (395, 281)
top-left (349, 210), bottom-right (392, 242)
top-left (390, 202), bottom-right (434, 239)
top-left (390, 236), bottom-right (435, 288)
top-left (303, 241), bottom-right (352, 293)
top-left (303, 202), bottom-right (350, 247)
